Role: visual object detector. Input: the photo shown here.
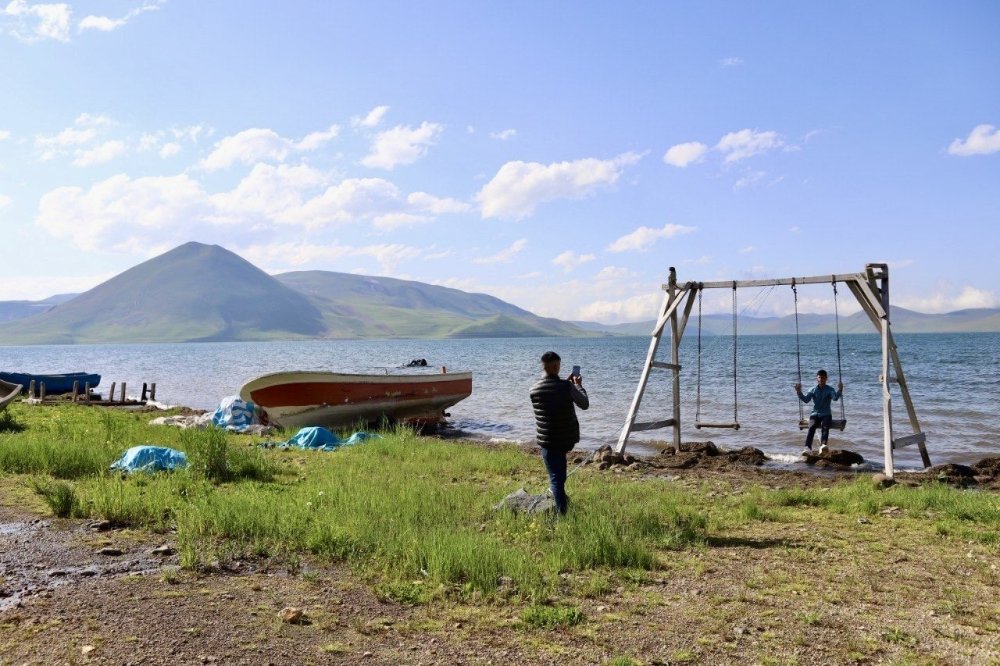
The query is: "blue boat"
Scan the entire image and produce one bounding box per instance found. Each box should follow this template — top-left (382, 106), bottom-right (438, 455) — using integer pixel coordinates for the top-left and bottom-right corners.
top-left (0, 372), bottom-right (101, 395)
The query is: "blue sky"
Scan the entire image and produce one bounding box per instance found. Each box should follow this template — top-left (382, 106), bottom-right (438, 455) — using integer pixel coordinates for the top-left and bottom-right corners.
top-left (1, 1), bottom-right (998, 322)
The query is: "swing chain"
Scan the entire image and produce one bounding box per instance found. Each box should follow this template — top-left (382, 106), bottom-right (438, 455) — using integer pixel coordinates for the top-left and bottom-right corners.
top-left (792, 279), bottom-right (804, 423)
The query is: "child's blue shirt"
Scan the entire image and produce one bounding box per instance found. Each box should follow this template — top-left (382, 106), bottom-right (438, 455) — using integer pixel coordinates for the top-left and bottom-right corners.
top-left (799, 384), bottom-right (841, 417)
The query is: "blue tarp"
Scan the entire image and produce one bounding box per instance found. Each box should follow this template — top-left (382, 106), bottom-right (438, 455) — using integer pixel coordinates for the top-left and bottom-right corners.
top-left (270, 427), bottom-right (381, 451)
top-left (111, 446), bottom-right (188, 473)
top-left (212, 396), bottom-right (259, 432)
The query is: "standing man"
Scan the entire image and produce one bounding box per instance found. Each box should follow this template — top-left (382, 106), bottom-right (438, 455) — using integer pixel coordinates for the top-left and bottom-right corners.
top-left (794, 369), bottom-right (844, 455)
top-left (529, 351), bottom-right (589, 514)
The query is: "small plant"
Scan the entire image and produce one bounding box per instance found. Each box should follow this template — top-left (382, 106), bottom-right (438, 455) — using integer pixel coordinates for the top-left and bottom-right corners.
top-left (375, 580), bottom-right (430, 606)
top-left (183, 427), bottom-right (230, 483)
top-left (30, 476), bottom-right (82, 518)
top-left (519, 604), bottom-right (585, 629)
top-left (0, 410), bottom-right (25, 434)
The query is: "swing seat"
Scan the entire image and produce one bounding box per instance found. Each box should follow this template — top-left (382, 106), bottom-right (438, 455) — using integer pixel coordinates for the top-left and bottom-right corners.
top-left (798, 419), bottom-right (847, 431)
top-left (695, 422), bottom-right (741, 430)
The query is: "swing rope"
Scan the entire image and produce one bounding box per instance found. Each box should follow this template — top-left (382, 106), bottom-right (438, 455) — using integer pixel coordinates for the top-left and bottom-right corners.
top-left (731, 282), bottom-right (738, 426)
top-left (695, 288), bottom-right (703, 425)
top-left (832, 278), bottom-right (846, 421)
top-left (792, 280), bottom-right (804, 423)
top-left (694, 284), bottom-right (740, 430)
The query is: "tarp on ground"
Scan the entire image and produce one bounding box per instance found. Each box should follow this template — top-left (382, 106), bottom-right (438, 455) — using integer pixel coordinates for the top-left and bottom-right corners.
top-left (110, 446), bottom-right (188, 473)
top-left (211, 396), bottom-right (260, 432)
top-left (267, 427), bottom-right (381, 451)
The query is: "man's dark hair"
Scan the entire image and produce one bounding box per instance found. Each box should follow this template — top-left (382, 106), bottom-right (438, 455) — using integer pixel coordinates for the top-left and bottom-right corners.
top-left (541, 351), bottom-right (561, 363)
top-left (816, 369), bottom-right (828, 377)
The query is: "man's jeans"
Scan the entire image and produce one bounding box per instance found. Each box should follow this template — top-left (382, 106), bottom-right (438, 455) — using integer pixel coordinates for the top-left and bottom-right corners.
top-left (540, 447), bottom-right (569, 514)
top-left (805, 415), bottom-right (832, 449)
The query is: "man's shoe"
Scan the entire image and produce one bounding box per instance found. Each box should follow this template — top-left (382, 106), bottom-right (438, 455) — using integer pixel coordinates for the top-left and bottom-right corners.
top-left (819, 444), bottom-right (829, 454)
top-left (801, 447), bottom-right (812, 457)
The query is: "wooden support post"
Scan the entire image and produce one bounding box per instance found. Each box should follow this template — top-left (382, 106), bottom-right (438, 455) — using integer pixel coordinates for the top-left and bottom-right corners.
top-left (120, 382), bottom-right (127, 403)
top-left (109, 382), bottom-right (116, 404)
top-left (72, 380), bottom-right (79, 402)
top-left (84, 383), bottom-right (91, 403)
top-left (39, 382), bottom-right (46, 402)
top-left (668, 268), bottom-right (683, 452)
top-left (28, 380), bottom-right (35, 398)
top-left (141, 383), bottom-right (148, 401)
top-left (150, 383), bottom-right (156, 401)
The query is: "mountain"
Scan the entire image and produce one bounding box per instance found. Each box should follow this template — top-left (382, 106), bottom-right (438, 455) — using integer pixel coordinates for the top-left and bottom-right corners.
top-left (577, 306), bottom-right (1000, 337)
top-left (275, 270), bottom-right (590, 339)
top-left (0, 294), bottom-right (77, 323)
top-left (0, 242), bottom-right (327, 344)
top-left (0, 242), bottom-right (592, 344)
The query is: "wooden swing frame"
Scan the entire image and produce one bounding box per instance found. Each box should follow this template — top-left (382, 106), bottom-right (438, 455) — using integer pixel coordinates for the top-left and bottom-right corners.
top-left (616, 263), bottom-right (930, 479)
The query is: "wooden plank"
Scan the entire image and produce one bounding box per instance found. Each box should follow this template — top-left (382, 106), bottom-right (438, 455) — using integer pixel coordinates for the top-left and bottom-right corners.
top-left (651, 290), bottom-right (690, 337)
top-left (798, 419), bottom-right (847, 431)
top-left (688, 272), bottom-right (864, 290)
top-left (631, 419), bottom-right (677, 432)
top-left (695, 422), bottom-right (741, 430)
top-left (892, 432), bottom-right (926, 450)
top-left (651, 361), bottom-right (681, 371)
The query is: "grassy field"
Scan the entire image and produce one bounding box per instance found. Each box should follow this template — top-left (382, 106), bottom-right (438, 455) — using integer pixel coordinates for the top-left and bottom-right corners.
top-left (1, 402), bottom-right (999, 664)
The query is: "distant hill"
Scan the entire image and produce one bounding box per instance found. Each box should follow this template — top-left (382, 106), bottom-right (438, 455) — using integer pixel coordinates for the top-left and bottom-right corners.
top-left (0, 243), bottom-right (327, 344)
top-left (0, 294), bottom-right (77, 323)
top-left (576, 306), bottom-right (1000, 337)
top-left (0, 242), bottom-right (593, 344)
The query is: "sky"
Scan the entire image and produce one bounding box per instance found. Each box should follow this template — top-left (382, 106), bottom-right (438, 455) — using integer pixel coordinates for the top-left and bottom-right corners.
top-left (1, 1), bottom-right (998, 323)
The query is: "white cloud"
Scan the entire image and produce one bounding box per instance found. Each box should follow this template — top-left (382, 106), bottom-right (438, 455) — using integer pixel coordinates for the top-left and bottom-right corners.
top-left (361, 121), bottom-right (443, 170)
top-left (0, 194), bottom-right (11, 208)
top-left (948, 124), bottom-right (1000, 156)
top-left (490, 129), bottom-right (517, 141)
top-left (552, 250), bottom-right (595, 273)
top-left (577, 292), bottom-right (662, 324)
top-left (733, 170), bottom-right (766, 190)
top-left (171, 125), bottom-right (207, 143)
top-left (296, 124), bottom-right (340, 151)
top-left (473, 239), bottom-right (527, 264)
top-left (720, 57), bottom-right (744, 67)
top-left (242, 241), bottom-right (422, 275)
top-left (78, 1), bottom-right (161, 33)
top-left (663, 141), bottom-right (707, 167)
top-left (595, 266), bottom-right (635, 281)
top-left (36, 173), bottom-right (211, 252)
top-left (608, 223), bottom-right (695, 252)
top-left (739, 246), bottom-right (755, 254)
top-left (897, 285), bottom-right (998, 313)
top-left (199, 128), bottom-right (292, 171)
top-left (35, 127), bottom-right (97, 160)
top-left (159, 142), bottom-right (181, 158)
top-left (406, 191), bottom-right (471, 214)
top-left (373, 212), bottom-right (433, 231)
top-left (0, 130), bottom-right (10, 141)
top-left (353, 105), bottom-right (390, 128)
top-left (286, 177), bottom-right (402, 229)
top-left (715, 129), bottom-right (783, 163)
top-left (74, 112), bottom-right (112, 128)
top-left (210, 163), bottom-right (328, 225)
top-left (0, 271), bottom-right (116, 300)
top-left (477, 152), bottom-right (642, 219)
top-left (3, 0), bottom-right (71, 43)
top-left (72, 139), bottom-right (126, 166)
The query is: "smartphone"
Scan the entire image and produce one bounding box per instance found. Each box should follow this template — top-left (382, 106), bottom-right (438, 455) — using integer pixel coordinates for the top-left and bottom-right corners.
top-left (571, 365), bottom-right (581, 377)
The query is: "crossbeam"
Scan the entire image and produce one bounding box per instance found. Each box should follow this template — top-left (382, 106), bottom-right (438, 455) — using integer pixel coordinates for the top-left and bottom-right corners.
top-left (675, 272), bottom-right (865, 291)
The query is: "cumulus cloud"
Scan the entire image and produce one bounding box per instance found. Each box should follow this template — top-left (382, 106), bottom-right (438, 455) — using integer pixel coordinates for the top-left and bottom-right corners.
top-left (159, 142), bottom-right (181, 158)
top-left (473, 239), bottom-right (527, 264)
top-left (361, 121), bottom-right (443, 170)
top-left (406, 191), bottom-right (471, 214)
top-left (720, 57), bottom-right (744, 67)
top-left (35, 126), bottom-right (97, 160)
top-left (663, 141), bottom-right (707, 167)
top-left (608, 223), bottom-right (695, 252)
top-left (477, 152), bottom-right (642, 219)
top-left (78, 0), bottom-right (162, 32)
top-left (373, 212), bottom-right (433, 231)
top-left (490, 129), bottom-right (517, 141)
top-left (285, 177), bottom-right (402, 229)
top-left (36, 174), bottom-right (211, 251)
top-left (898, 285), bottom-right (998, 313)
top-left (72, 140), bottom-right (126, 167)
top-left (715, 129), bottom-right (783, 163)
top-left (0, 194), bottom-right (11, 208)
top-left (209, 163), bottom-right (328, 225)
top-left (353, 105), bottom-right (390, 128)
top-left (296, 124), bottom-right (340, 151)
top-left (3, 0), bottom-right (71, 43)
top-left (199, 128), bottom-right (293, 171)
top-left (733, 170), bottom-right (766, 190)
top-left (948, 124), bottom-right (1000, 156)
top-left (577, 292), bottom-right (662, 324)
top-left (552, 250), bottom-right (596, 273)
top-left (241, 241), bottom-right (422, 275)
top-left (595, 266), bottom-right (635, 281)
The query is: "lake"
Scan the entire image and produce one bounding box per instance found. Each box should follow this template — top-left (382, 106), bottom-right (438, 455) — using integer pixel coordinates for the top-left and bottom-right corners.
top-left (3, 333), bottom-right (998, 471)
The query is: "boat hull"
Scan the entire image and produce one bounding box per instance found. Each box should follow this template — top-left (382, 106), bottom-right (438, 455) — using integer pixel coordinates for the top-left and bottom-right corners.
top-left (0, 379), bottom-right (22, 411)
top-left (0, 372), bottom-right (101, 395)
top-left (239, 371), bottom-right (473, 430)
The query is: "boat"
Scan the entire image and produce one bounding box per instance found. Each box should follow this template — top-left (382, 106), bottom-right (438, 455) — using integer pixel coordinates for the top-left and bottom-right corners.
top-left (0, 379), bottom-right (22, 412)
top-left (0, 372), bottom-right (101, 395)
top-left (239, 370), bottom-right (473, 430)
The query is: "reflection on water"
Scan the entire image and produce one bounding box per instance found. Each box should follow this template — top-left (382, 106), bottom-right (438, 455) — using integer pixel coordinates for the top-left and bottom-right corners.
top-left (2, 332), bottom-right (998, 466)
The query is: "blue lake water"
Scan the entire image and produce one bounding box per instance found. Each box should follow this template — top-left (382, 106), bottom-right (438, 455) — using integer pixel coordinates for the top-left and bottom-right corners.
top-left (2, 333), bottom-right (998, 471)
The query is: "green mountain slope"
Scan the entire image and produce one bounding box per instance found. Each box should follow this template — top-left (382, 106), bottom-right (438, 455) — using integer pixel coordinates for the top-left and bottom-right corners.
top-left (0, 242), bottom-right (326, 344)
top-left (275, 270), bottom-right (591, 338)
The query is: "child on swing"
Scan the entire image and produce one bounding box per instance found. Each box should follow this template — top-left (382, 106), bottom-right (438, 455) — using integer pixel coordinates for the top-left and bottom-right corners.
top-left (794, 369), bottom-right (844, 455)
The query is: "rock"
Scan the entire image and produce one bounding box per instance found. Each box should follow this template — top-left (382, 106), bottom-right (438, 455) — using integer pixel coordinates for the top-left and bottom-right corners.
top-left (679, 441), bottom-right (719, 456)
top-left (89, 520), bottom-right (113, 531)
top-left (81, 645), bottom-right (96, 655)
top-left (724, 446), bottom-right (766, 466)
top-left (151, 545), bottom-right (175, 556)
top-left (872, 473), bottom-right (895, 488)
top-left (278, 607), bottom-right (305, 624)
top-left (494, 488), bottom-right (555, 515)
top-left (930, 463), bottom-right (977, 487)
top-left (971, 456), bottom-right (1000, 478)
top-left (97, 547), bottom-right (123, 556)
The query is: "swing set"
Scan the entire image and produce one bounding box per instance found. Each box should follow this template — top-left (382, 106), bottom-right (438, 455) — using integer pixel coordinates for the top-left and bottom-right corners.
top-left (617, 263), bottom-right (930, 479)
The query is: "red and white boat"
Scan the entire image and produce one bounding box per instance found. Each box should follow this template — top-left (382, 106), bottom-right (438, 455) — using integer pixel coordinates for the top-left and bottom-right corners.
top-left (239, 370), bottom-right (473, 430)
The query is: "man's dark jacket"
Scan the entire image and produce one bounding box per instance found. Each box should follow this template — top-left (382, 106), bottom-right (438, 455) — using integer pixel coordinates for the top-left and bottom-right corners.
top-left (529, 374), bottom-right (589, 452)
